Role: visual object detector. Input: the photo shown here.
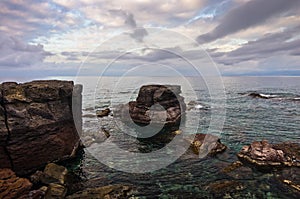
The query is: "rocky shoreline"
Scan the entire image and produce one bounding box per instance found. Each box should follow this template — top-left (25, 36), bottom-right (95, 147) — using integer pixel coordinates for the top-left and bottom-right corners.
top-left (0, 81), bottom-right (299, 198)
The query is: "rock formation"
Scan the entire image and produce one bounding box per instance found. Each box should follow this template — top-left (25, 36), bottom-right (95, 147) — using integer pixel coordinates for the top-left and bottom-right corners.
top-left (116, 85), bottom-right (185, 126)
top-left (237, 140), bottom-right (300, 169)
top-left (0, 80), bottom-right (82, 175)
top-left (189, 133), bottom-right (227, 156)
top-left (0, 168), bottom-right (32, 199)
top-left (114, 85), bottom-right (186, 141)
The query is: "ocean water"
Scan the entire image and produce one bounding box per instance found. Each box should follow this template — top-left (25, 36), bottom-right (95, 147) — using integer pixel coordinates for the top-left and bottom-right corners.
top-left (71, 76), bottom-right (299, 198)
top-left (2, 76), bottom-right (299, 198)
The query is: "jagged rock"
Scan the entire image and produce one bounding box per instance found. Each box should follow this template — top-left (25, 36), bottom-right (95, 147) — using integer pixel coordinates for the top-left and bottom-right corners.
top-left (0, 80), bottom-right (82, 175)
top-left (237, 140), bottom-right (300, 169)
top-left (222, 161), bottom-right (243, 173)
top-left (66, 185), bottom-right (133, 199)
top-left (45, 183), bottom-right (67, 199)
top-left (115, 85), bottom-right (185, 126)
top-left (189, 134), bottom-right (227, 156)
top-left (96, 108), bottom-right (111, 118)
top-left (114, 85), bottom-right (186, 142)
top-left (0, 168), bottom-right (32, 199)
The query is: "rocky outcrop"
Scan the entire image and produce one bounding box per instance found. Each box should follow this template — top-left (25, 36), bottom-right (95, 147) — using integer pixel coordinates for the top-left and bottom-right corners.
top-left (0, 168), bottom-right (32, 199)
top-left (0, 80), bottom-right (82, 175)
top-left (190, 134), bottom-right (227, 156)
top-left (114, 85), bottom-right (186, 141)
top-left (237, 140), bottom-right (300, 169)
top-left (116, 85), bottom-right (186, 126)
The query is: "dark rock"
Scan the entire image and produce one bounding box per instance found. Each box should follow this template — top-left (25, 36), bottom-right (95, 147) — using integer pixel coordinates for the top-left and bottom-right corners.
top-left (189, 134), bottom-right (227, 156)
top-left (66, 185), bottom-right (133, 199)
top-left (114, 85), bottom-right (186, 142)
top-left (96, 108), bottom-right (111, 118)
top-left (115, 85), bottom-right (185, 126)
top-left (0, 80), bottom-right (82, 175)
top-left (275, 167), bottom-right (300, 196)
top-left (207, 180), bottom-right (245, 198)
top-left (0, 168), bottom-right (32, 199)
top-left (237, 140), bottom-right (300, 170)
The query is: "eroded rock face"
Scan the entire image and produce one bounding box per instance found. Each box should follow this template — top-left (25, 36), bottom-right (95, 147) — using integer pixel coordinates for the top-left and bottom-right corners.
top-left (237, 140), bottom-right (300, 169)
top-left (0, 168), bottom-right (32, 199)
top-left (116, 85), bottom-right (186, 126)
top-left (0, 80), bottom-right (82, 175)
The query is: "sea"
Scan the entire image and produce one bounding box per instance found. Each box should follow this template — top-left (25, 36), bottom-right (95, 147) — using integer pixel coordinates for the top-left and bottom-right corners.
top-left (2, 76), bottom-right (300, 198)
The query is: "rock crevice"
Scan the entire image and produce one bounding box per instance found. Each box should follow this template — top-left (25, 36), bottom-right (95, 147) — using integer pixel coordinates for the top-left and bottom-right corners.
top-left (0, 87), bottom-right (14, 170)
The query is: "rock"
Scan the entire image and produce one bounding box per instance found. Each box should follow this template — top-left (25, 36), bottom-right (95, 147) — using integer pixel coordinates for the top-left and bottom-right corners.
top-left (66, 185), bottom-right (133, 199)
top-left (222, 161), bottom-right (243, 173)
top-left (115, 85), bottom-right (185, 126)
top-left (237, 140), bottom-right (300, 170)
top-left (96, 108), bottom-right (111, 118)
top-left (0, 168), bottom-right (32, 199)
top-left (248, 92), bottom-right (269, 99)
top-left (0, 80), bottom-right (82, 175)
top-left (207, 180), bottom-right (245, 198)
top-left (45, 183), bottom-right (67, 199)
top-left (42, 163), bottom-right (68, 185)
top-left (28, 187), bottom-right (47, 199)
top-left (114, 85), bottom-right (186, 141)
top-left (275, 167), bottom-right (300, 197)
top-left (189, 134), bottom-right (227, 156)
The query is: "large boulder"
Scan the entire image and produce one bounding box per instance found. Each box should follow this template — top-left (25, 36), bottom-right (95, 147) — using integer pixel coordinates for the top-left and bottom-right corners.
top-left (0, 80), bottom-right (82, 175)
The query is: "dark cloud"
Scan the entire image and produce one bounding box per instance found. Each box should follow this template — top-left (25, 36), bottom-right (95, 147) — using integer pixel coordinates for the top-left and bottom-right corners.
top-left (109, 9), bottom-right (148, 42)
top-left (208, 26), bottom-right (300, 65)
top-left (0, 34), bottom-right (52, 67)
top-left (197, 0), bottom-right (300, 43)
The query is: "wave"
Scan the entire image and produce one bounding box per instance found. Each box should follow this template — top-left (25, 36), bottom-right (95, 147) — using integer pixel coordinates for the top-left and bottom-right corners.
top-left (245, 92), bottom-right (300, 101)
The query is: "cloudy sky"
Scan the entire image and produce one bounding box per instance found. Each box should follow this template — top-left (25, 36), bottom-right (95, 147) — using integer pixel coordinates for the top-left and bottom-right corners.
top-left (1, 0), bottom-right (300, 78)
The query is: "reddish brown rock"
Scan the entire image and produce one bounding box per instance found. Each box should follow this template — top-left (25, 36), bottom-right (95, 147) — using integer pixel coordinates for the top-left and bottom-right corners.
top-left (0, 168), bottom-right (32, 199)
top-left (237, 140), bottom-right (300, 169)
top-left (0, 80), bottom-right (82, 175)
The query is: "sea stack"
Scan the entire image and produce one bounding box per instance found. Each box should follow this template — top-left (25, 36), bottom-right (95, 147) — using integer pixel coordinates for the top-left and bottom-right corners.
top-left (0, 80), bottom-right (82, 175)
top-left (115, 84), bottom-right (186, 141)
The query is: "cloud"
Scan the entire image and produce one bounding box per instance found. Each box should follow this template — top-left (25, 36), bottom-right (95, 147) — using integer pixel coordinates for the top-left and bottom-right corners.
top-left (0, 34), bottom-right (52, 67)
top-left (209, 25), bottom-right (300, 65)
top-left (109, 9), bottom-right (148, 42)
top-left (196, 0), bottom-right (300, 43)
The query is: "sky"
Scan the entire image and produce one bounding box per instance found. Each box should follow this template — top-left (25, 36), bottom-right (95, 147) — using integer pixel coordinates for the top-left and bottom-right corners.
top-left (1, 0), bottom-right (300, 79)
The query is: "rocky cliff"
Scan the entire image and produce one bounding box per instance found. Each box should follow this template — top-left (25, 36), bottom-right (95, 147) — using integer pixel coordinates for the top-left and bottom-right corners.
top-left (0, 80), bottom-right (82, 175)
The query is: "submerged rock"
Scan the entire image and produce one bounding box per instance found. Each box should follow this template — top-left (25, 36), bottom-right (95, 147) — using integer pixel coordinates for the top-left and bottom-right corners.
top-left (189, 134), bottom-right (227, 156)
top-left (237, 140), bottom-right (300, 170)
top-left (0, 80), bottom-right (82, 175)
top-left (66, 185), bottom-right (133, 199)
top-left (0, 168), bottom-right (32, 199)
